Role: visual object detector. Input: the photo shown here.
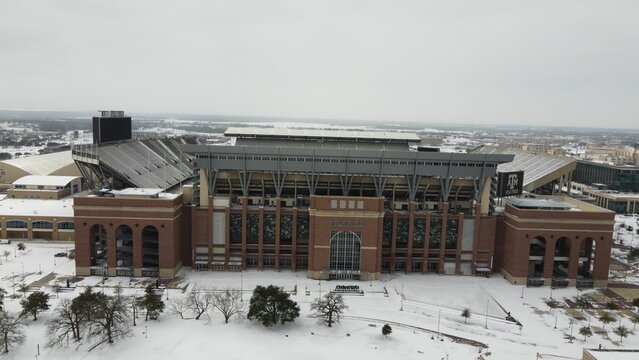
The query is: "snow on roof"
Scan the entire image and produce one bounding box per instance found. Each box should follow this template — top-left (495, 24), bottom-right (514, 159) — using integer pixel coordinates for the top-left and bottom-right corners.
top-left (225, 127), bottom-right (421, 142)
top-left (474, 146), bottom-right (575, 190)
top-left (1, 151), bottom-right (74, 175)
top-left (0, 197), bottom-right (74, 217)
top-left (12, 175), bottom-right (80, 187)
top-left (106, 188), bottom-right (180, 199)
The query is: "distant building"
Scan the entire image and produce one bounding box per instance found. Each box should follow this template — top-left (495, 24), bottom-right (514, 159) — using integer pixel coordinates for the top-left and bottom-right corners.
top-left (0, 151), bottom-right (81, 189)
top-left (573, 160), bottom-right (639, 193)
top-left (0, 175), bottom-right (80, 241)
top-left (582, 188), bottom-right (639, 214)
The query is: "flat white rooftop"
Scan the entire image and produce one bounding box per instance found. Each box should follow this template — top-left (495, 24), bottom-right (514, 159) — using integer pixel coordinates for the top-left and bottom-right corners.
top-left (12, 175), bottom-right (80, 187)
top-left (0, 197), bottom-right (74, 217)
top-left (225, 127), bottom-right (421, 142)
top-left (95, 188), bottom-right (180, 199)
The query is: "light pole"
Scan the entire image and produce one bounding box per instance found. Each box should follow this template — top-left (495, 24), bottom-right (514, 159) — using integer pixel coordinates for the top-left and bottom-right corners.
top-left (550, 286), bottom-right (553, 299)
top-left (569, 320), bottom-right (574, 343)
top-left (554, 312), bottom-right (558, 329)
top-left (485, 300), bottom-right (489, 329)
top-left (240, 273), bottom-right (244, 302)
top-left (21, 262), bottom-right (24, 281)
top-left (521, 286), bottom-right (525, 299)
top-left (319, 279), bottom-right (322, 298)
top-left (437, 309), bottom-right (441, 338)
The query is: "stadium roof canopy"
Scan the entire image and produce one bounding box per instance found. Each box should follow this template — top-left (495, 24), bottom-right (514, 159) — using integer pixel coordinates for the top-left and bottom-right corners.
top-left (225, 127), bottom-right (421, 143)
top-left (0, 151), bottom-right (80, 186)
top-left (473, 146), bottom-right (576, 192)
top-left (2, 151), bottom-right (74, 175)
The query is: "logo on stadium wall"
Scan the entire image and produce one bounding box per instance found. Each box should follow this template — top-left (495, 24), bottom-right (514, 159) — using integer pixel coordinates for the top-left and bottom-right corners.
top-left (497, 171), bottom-right (524, 197)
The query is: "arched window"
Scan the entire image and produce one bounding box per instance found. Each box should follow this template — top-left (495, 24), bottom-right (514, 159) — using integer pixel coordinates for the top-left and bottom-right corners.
top-left (116, 225), bottom-right (133, 271)
top-left (57, 222), bottom-right (75, 230)
top-left (330, 231), bottom-right (361, 273)
top-left (6, 220), bottom-right (27, 229)
top-left (32, 221), bottom-right (53, 229)
top-left (89, 224), bottom-right (107, 268)
top-left (142, 226), bottom-right (159, 275)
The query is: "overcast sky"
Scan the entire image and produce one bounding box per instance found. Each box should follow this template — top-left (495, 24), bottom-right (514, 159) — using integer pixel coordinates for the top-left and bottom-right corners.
top-left (1, 1), bottom-right (638, 128)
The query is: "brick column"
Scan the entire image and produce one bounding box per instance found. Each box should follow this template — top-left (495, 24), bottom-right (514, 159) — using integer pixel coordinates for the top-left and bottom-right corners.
top-left (439, 202), bottom-right (449, 274)
top-left (390, 212), bottom-right (398, 273)
top-left (107, 225), bottom-right (117, 276)
top-left (422, 212), bottom-right (431, 274)
top-left (543, 238), bottom-right (556, 285)
top-left (567, 237), bottom-right (581, 286)
top-left (291, 208), bottom-right (298, 271)
top-left (593, 235), bottom-right (612, 287)
top-left (133, 226), bottom-right (143, 277)
top-left (258, 207), bottom-right (264, 270)
top-left (308, 198), bottom-right (316, 274)
top-left (471, 203), bottom-right (481, 275)
top-left (207, 196), bottom-right (213, 270)
top-left (224, 207), bottom-right (231, 270)
top-left (406, 202), bottom-right (415, 273)
top-left (375, 211), bottom-right (384, 279)
top-left (455, 213), bottom-right (463, 274)
top-left (241, 197), bottom-right (247, 270)
top-left (275, 198), bottom-right (281, 271)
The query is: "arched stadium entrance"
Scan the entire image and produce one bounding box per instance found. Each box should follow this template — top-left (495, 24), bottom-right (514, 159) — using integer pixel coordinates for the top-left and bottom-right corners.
top-left (329, 231), bottom-right (361, 279)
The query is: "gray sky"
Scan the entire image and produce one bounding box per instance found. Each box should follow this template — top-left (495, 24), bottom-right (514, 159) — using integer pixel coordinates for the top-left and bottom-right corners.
top-left (1, 1), bottom-right (638, 128)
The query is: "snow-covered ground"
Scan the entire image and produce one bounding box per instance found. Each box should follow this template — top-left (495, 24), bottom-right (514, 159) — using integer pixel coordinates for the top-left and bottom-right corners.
top-left (615, 214), bottom-right (639, 249)
top-left (1, 242), bottom-right (639, 359)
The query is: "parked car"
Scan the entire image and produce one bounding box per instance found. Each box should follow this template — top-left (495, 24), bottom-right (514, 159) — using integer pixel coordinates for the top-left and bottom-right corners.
top-left (0, 239), bottom-right (11, 245)
top-left (54, 252), bottom-right (67, 257)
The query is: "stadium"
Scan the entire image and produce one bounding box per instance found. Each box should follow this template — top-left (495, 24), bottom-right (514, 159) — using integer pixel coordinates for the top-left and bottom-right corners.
top-left (68, 112), bottom-right (615, 287)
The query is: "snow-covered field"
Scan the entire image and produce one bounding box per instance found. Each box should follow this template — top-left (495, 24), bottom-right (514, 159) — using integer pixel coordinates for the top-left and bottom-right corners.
top-left (2, 242), bottom-right (639, 360)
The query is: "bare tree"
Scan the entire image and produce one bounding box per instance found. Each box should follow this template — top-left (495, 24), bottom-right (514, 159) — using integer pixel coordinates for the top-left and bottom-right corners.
top-left (0, 311), bottom-right (27, 353)
top-left (187, 288), bottom-right (214, 320)
top-left (167, 298), bottom-right (188, 320)
top-left (87, 287), bottom-right (131, 344)
top-left (310, 292), bottom-right (348, 327)
top-left (46, 298), bottom-right (87, 347)
top-left (212, 289), bottom-right (244, 323)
